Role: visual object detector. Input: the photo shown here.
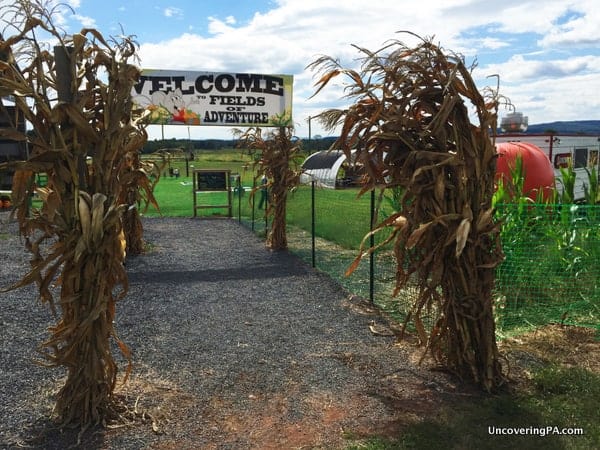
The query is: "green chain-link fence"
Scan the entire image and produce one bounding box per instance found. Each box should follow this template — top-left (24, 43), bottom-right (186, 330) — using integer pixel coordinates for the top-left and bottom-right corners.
top-left (494, 203), bottom-right (600, 336)
top-left (238, 186), bottom-right (600, 337)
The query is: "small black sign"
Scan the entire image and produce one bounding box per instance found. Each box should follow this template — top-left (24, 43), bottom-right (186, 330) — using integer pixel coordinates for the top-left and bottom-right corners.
top-left (196, 170), bottom-right (228, 191)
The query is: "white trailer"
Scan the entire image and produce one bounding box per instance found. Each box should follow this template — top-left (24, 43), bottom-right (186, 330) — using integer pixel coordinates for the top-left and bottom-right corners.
top-left (495, 133), bottom-right (600, 201)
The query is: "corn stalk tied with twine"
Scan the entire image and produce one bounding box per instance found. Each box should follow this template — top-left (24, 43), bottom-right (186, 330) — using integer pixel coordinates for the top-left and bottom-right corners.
top-left (116, 149), bottom-right (163, 255)
top-left (0, 1), bottom-right (148, 428)
top-left (308, 33), bottom-right (507, 392)
top-left (235, 126), bottom-right (302, 250)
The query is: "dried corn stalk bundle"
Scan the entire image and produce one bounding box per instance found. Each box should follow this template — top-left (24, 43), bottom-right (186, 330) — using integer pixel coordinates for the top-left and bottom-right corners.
top-left (309, 34), bottom-right (506, 391)
top-left (0, 1), bottom-right (147, 426)
top-left (116, 147), bottom-right (162, 255)
top-left (235, 127), bottom-right (301, 250)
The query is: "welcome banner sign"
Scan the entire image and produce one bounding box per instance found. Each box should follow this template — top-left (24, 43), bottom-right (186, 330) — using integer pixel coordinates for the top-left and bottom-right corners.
top-left (131, 70), bottom-right (293, 127)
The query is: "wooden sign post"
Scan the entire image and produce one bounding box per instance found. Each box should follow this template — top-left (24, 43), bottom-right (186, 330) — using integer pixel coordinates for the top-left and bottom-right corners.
top-left (192, 169), bottom-right (232, 217)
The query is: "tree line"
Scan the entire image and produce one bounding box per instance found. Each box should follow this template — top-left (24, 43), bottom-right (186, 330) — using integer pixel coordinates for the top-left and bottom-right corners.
top-left (142, 136), bottom-right (338, 153)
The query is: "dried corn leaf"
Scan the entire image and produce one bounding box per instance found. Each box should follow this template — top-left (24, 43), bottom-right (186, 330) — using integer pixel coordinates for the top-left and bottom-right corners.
top-left (455, 218), bottom-right (471, 258)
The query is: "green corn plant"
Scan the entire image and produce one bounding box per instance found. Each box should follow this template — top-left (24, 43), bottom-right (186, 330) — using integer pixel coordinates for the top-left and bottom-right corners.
top-left (557, 161), bottom-right (576, 204)
top-left (492, 154), bottom-right (531, 210)
top-left (583, 166), bottom-right (599, 205)
top-left (382, 186), bottom-right (404, 215)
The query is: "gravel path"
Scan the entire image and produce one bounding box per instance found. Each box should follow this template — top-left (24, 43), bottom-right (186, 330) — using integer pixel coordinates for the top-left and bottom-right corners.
top-left (0, 214), bottom-right (456, 449)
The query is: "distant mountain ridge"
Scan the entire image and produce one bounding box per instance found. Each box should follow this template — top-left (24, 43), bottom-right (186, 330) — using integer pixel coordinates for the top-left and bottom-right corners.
top-left (522, 120), bottom-right (600, 135)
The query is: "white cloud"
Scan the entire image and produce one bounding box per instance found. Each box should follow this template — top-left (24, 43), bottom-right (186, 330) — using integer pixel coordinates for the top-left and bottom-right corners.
top-left (480, 54), bottom-right (600, 83)
top-left (73, 14), bottom-right (96, 28)
top-left (474, 52), bottom-right (600, 123)
top-left (207, 16), bottom-right (236, 35)
top-left (538, 14), bottom-right (600, 48)
top-left (496, 72), bottom-right (600, 122)
top-left (164, 7), bottom-right (183, 19)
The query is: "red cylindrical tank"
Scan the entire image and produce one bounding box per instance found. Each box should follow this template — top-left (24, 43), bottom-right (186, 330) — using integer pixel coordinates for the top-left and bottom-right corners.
top-left (495, 142), bottom-right (555, 201)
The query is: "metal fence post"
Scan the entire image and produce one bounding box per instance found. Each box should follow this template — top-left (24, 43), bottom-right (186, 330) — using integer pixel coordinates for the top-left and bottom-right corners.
top-left (251, 179), bottom-right (256, 232)
top-left (370, 189), bottom-right (375, 303)
top-left (311, 179), bottom-right (316, 268)
top-left (237, 175), bottom-right (242, 224)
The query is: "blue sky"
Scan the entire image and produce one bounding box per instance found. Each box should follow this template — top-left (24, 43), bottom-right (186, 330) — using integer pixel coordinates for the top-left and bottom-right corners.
top-left (11, 0), bottom-right (600, 140)
top-left (71, 0), bottom-right (275, 42)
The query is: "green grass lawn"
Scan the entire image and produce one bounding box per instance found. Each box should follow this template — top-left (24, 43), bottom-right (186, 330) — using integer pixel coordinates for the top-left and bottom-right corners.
top-left (142, 149), bottom-right (259, 218)
top-left (144, 150), bottom-right (380, 248)
top-left (345, 363), bottom-right (600, 450)
top-left (146, 174), bottom-right (382, 251)
top-left (287, 186), bottom-right (375, 249)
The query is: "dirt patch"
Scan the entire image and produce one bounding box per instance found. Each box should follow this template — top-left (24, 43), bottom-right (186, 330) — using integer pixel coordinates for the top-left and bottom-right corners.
top-left (91, 318), bottom-right (475, 450)
top-left (19, 324), bottom-right (596, 449)
top-left (123, 324), bottom-right (599, 449)
top-left (500, 324), bottom-right (600, 384)
top-left (100, 342), bottom-right (453, 449)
